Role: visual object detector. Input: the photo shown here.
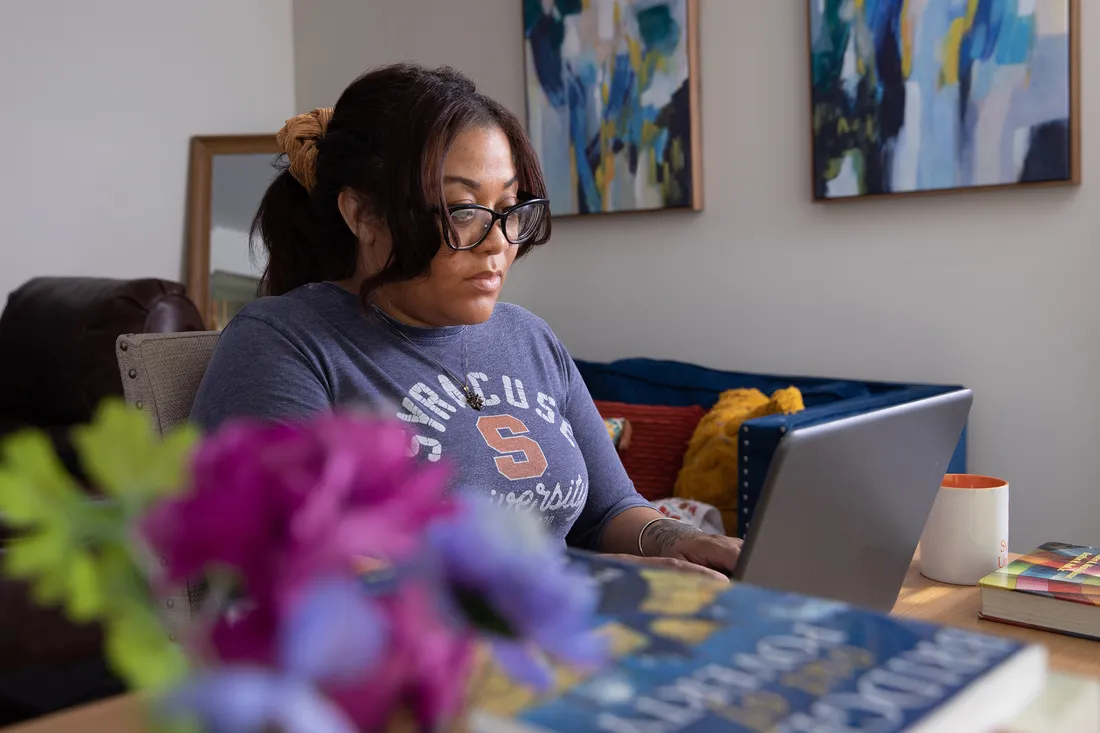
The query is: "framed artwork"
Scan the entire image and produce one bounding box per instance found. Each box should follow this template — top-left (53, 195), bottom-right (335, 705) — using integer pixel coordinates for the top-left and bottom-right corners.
top-left (808, 0), bottom-right (1081, 201)
top-left (523, 0), bottom-right (702, 216)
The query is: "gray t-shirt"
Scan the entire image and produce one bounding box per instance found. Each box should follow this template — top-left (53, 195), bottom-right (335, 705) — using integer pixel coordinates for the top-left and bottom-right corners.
top-left (189, 282), bottom-right (650, 549)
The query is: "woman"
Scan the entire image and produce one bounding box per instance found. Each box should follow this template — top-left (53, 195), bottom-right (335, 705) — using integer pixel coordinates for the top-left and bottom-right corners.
top-left (191, 63), bottom-right (741, 580)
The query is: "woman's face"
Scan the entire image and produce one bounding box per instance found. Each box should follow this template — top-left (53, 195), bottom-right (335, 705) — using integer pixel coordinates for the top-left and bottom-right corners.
top-left (372, 125), bottom-right (522, 327)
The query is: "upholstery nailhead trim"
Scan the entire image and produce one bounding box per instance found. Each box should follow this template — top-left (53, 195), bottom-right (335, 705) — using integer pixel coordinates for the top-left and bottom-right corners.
top-left (128, 368), bottom-right (137, 379)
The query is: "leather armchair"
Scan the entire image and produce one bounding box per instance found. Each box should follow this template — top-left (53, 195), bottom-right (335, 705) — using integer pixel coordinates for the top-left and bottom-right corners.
top-left (0, 277), bottom-right (203, 723)
top-left (0, 277), bottom-right (204, 480)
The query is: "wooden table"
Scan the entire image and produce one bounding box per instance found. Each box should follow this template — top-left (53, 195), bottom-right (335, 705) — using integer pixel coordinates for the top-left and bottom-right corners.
top-left (894, 552), bottom-right (1100, 678)
top-left (7, 553), bottom-right (1099, 732)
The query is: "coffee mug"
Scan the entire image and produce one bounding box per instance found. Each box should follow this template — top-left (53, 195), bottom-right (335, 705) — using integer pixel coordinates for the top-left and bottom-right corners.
top-left (919, 474), bottom-right (1010, 585)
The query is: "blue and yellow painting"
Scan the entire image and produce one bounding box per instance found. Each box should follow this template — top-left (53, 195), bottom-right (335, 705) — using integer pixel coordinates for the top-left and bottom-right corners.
top-left (524, 0), bottom-right (700, 215)
top-left (810, 0), bottom-right (1076, 200)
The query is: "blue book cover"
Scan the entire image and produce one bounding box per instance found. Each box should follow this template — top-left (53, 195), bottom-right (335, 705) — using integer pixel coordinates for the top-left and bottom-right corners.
top-left (471, 552), bottom-right (1046, 733)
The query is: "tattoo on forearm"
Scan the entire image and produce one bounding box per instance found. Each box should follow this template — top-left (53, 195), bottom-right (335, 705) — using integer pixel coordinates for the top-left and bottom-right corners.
top-left (643, 520), bottom-right (702, 557)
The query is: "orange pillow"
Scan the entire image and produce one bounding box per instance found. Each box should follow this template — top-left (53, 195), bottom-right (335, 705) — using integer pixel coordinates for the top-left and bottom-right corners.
top-left (594, 401), bottom-right (706, 502)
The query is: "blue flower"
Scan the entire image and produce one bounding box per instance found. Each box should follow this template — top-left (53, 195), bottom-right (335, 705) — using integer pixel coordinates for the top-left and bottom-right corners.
top-left (280, 577), bottom-right (387, 684)
top-left (160, 577), bottom-right (385, 733)
top-left (426, 499), bottom-right (608, 688)
top-left (161, 670), bottom-right (357, 733)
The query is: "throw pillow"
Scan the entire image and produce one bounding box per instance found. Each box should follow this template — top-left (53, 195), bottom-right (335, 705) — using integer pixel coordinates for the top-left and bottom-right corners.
top-left (674, 387), bottom-right (804, 534)
top-left (603, 417), bottom-right (633, 451)
top-left (652, 497), bottom-right (726, 535)
top-left (594, 401), bottom-right (707, 502)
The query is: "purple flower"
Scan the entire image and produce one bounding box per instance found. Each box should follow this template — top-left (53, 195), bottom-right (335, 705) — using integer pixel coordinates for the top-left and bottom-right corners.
top-left (146, 411), bottom-right (475, 729)
top-left (325, 581), bottom-right (475, 731)
top-left (161, 578), bottom-right (384, 733)
top-left (186, 575), bottom-right (475, 732)
top-left (143, 412), bottom-right (455, 664)
top-left (426, 499), bottom-right (607, 688)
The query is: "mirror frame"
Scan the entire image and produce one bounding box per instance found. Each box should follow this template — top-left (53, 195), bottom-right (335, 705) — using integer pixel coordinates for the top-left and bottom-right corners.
top-left (184, 135), bottom-right (281, 328)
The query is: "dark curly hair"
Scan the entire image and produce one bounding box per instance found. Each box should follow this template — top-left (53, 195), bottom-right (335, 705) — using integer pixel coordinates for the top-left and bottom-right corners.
top-left (250, 63), bottom-right (551, 301)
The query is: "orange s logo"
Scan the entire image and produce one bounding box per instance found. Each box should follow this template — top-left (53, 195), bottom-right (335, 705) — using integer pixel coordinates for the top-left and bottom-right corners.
top-left (476, 415), bottom-right (548, 481)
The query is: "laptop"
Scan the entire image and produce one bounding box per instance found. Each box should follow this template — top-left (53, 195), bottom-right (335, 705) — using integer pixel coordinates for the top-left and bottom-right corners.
top-left (731, 388), bottom-right (974, 612)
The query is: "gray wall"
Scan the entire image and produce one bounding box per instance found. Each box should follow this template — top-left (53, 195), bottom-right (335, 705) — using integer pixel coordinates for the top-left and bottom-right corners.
top-left (0, 0), bottom-right (295, 299)
top-left (292, 0), bottom-right (1100, 551)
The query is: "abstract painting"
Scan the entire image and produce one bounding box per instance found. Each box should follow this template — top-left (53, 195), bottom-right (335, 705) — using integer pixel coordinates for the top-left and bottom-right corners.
top-left (524, 0), bottom-right (702, 216)
top-left (809, 0), bottom-right (1080, 201)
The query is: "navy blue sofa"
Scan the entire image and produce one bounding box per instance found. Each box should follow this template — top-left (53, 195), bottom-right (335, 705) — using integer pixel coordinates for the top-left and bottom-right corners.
top-left (574, 358), bottom-right (968, 538)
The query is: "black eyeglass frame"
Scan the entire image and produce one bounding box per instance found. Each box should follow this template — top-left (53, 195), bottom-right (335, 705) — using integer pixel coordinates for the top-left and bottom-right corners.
top-left (442, 191), bottom-right (550, 251)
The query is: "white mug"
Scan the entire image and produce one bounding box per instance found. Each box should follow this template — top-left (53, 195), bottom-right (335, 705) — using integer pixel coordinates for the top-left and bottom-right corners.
top-left (919, 474), bottom-right (1010, 585)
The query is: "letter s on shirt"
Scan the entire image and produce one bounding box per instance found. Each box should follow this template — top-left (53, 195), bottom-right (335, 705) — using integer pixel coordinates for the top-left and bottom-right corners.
top-left (476, 415), bottom-right (548, 481)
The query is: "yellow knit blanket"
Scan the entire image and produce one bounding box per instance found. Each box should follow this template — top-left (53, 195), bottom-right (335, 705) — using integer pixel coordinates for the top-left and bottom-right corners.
top-left (674, 387), bottom-right (804, 534)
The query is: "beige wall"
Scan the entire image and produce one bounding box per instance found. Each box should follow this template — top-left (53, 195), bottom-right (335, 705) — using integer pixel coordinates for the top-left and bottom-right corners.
top-left (0, 0), bottom-right (296, 301)
top-left (294, 0), bottom-right (1100, 551)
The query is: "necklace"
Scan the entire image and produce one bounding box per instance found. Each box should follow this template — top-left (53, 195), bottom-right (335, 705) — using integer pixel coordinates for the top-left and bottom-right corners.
top-left (372, 307), bottom-right (484, 411)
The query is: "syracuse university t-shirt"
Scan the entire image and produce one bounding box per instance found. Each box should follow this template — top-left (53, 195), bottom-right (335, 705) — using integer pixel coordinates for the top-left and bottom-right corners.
top-left (189, 282), bottom-right (650, 549)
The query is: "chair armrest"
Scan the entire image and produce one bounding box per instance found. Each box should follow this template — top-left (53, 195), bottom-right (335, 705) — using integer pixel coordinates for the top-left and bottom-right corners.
top-left (115, 332), bottom-right (219, 436)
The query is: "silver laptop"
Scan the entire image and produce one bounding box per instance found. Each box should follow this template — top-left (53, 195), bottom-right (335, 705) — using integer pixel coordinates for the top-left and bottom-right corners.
top-left (732, 389), bottom-right (973, 612)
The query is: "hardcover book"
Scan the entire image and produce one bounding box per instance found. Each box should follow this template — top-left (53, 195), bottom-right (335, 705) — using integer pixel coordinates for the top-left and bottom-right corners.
top-left (979, 541), bottom-right (1100, 641)
top-left (471, 552), bottom-right (1047, 733)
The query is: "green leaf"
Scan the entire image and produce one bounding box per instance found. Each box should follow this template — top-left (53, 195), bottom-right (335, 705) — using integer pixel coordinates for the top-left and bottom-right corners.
top-left (0, 431), bottom-right (82, 527)
top-left (5, 526), bottom-right (69, 578)
top-left (6, 526), bottom-right (114, 625)
top-left (1, 431), bottom-right (80, 497)
top-left (96, 541), bottom-right (158, 623)
top-left (66, 551), bottom-right (106, 622)
top-left (0, 410), bottom-right (173, 632)
top-left (0, 471), bottom-right (42, 526)
top-left (104, 605), bottom-right (189, 693)
top-left (72, 399), bottom-right (198, 502)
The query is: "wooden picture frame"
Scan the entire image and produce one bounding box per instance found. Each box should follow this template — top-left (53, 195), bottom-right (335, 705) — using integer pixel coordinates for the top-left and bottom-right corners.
top-left (184, 135), bottom-right (280, 328)
top-left (807, 0), bottom-right (1081, 203)
top-left (522, 0), bottom-right (703, 217)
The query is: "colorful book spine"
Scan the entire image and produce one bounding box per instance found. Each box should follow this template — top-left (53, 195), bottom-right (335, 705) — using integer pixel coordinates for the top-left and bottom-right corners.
top-left (979, 542), bottom-right (1100, 606)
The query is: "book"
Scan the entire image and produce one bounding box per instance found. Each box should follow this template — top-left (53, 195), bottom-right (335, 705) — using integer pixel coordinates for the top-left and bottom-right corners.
top-left (978, 541), bottom-right (1100, 641)
top-left (470, 551), bottom-right (1047, 733)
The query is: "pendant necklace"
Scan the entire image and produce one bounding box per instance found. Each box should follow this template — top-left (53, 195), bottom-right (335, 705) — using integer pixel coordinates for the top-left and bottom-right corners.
top-left (373, 307), bottom-right (484, 411)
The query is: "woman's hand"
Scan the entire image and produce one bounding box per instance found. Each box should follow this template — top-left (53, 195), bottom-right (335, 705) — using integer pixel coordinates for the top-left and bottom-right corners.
top-left (641, 519), bottom-right (743, 577)
top-left (597, 508), bottom-right (743, 582)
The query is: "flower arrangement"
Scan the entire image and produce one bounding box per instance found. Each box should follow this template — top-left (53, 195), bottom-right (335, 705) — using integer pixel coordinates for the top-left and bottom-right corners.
top-left (0, 400), bottom-right (607, 732)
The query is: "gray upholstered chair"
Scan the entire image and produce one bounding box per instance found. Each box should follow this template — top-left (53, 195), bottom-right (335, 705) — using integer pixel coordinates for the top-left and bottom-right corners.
top-left (114, 331), bottom-right (220, 436)
top-left (114, 331), bottom-right (220, 630)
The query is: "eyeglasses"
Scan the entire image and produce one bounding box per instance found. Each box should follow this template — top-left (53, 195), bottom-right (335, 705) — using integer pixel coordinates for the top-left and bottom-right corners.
top-left (443, 192), bottom-right (550, 251)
